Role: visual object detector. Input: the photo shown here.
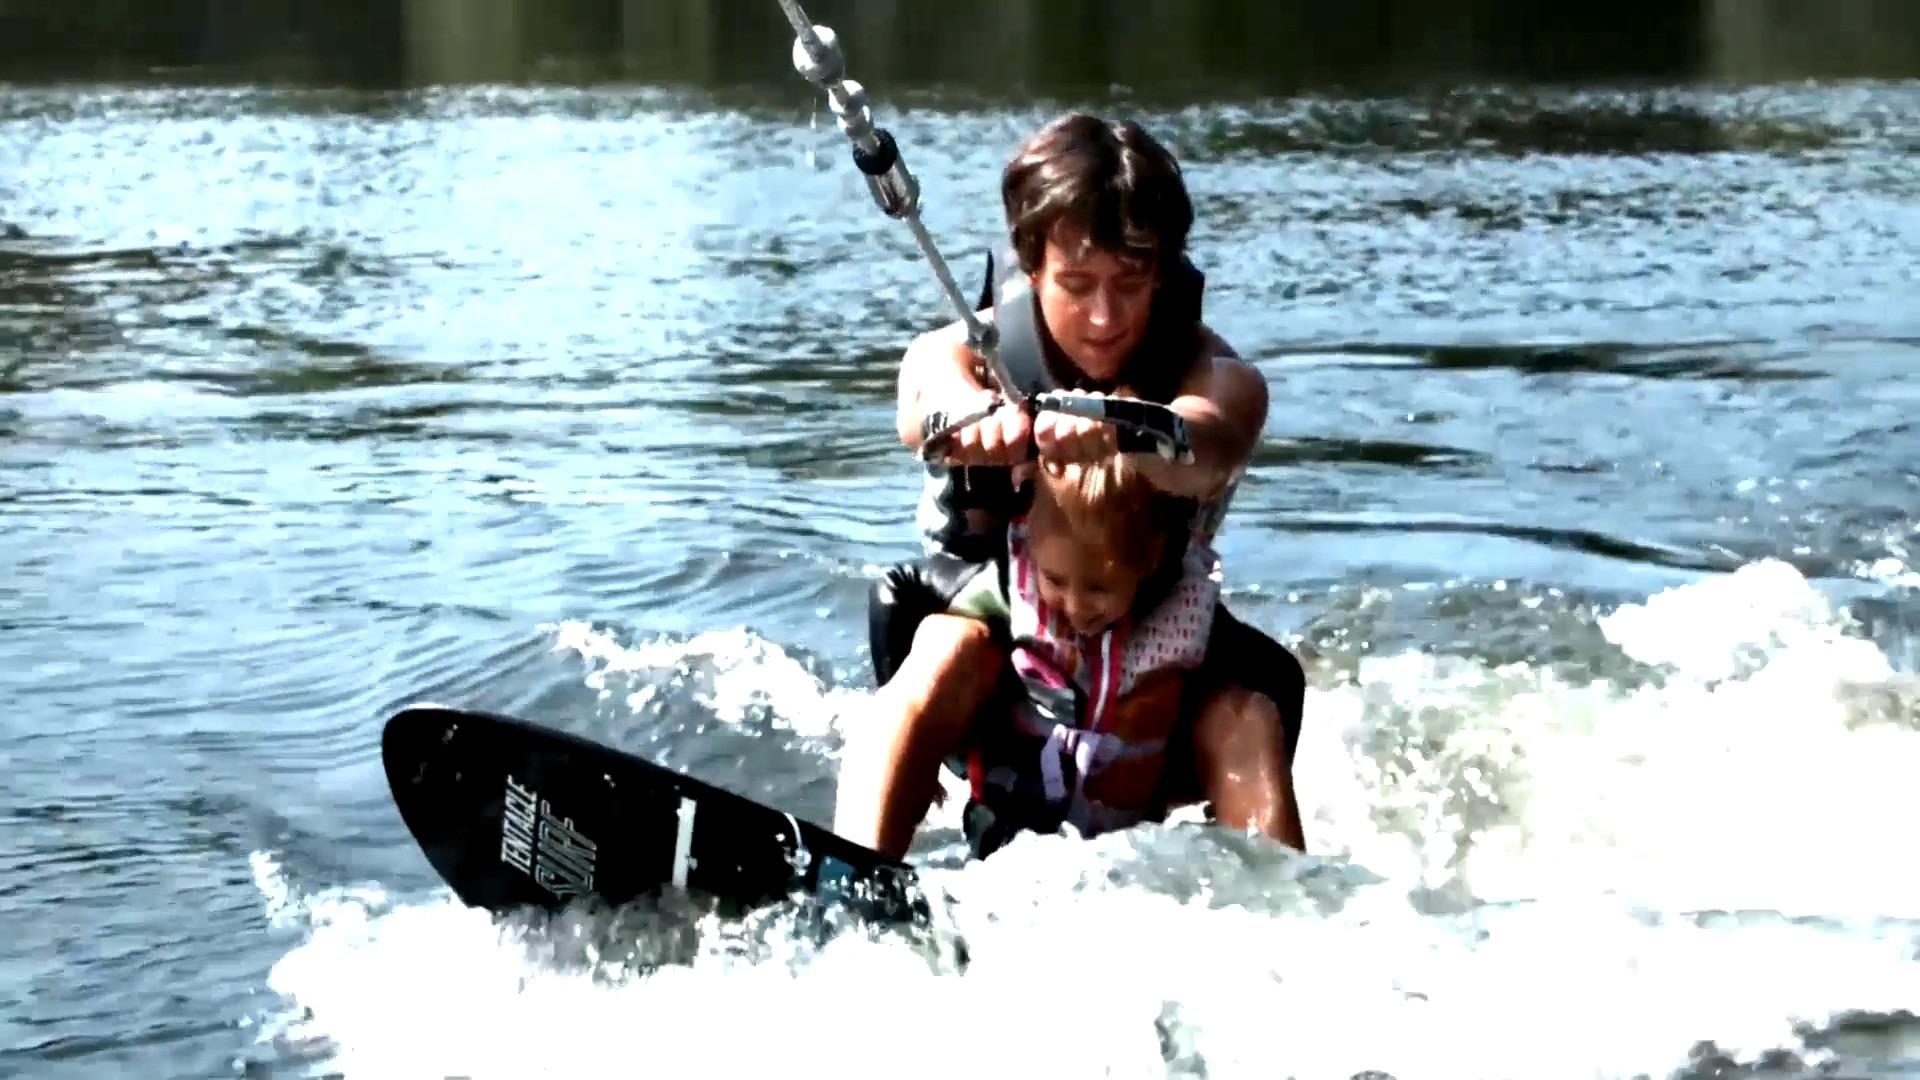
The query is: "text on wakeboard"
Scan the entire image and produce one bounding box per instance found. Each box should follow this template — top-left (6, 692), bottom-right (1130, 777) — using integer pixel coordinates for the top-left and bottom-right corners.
top-left (501, 774), bottom-right (598, 900)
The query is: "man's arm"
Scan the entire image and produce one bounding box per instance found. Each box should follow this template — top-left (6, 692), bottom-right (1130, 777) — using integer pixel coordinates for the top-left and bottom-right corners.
top-left (1131, 329), bottom-right (1268, 501)
top-left (896, 313), bottom-right (1032, 465)
top-left (895, 319), bottom-right (986, 451)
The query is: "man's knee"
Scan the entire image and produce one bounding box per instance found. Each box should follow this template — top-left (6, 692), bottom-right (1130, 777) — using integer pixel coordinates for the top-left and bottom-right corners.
top-left (1204, 606), bottom-right (1306, 762)
top-left (914, 610), bottom-right (998, 676)
top-left (910, 612), bottom-right (996, 665)
top-left (1193, 685), bottom-right (1288, 768)
top-left (1190, 683), bottom-right (1305, 848)
top-left (876, 613), bottom-right (1003, 726)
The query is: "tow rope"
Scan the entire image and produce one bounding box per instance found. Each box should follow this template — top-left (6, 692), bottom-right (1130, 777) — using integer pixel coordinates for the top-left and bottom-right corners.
top-left (774, 0), bottom-right (1193, 465)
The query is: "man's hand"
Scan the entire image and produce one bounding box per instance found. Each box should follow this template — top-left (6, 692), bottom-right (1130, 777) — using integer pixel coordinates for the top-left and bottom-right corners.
top-left (1032, 395), bottom-right (1121, 466)
top-left (1125, 338), bottom-right (1268, 502)
top-left (934, 390), bottom-right (1033, 467)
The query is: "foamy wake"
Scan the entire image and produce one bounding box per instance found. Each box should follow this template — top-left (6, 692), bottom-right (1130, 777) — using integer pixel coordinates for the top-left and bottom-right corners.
top-left (1852, 519), bottom-right (1920, 589)
top-left (1302, 558), bottom-right (1920, 920)
top-left (252, 559), bottom-right (1920, 1079)
top-left (543, 619), bottom-right (867, 740)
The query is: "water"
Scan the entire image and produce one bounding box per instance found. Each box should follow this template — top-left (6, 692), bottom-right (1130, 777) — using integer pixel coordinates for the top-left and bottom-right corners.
top-left (3, 73), bottom-right (1918, 1079)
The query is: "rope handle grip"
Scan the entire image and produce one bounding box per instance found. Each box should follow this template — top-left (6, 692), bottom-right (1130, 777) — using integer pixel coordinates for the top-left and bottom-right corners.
top-left (1034, 391), bottom-right (1195, 465)
top-left (919, 392), bottom-right (1194, 465)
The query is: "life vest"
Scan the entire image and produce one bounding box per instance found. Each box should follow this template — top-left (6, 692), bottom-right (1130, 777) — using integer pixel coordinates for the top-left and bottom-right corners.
top-left (965, 515), bottom-right (1219, 843)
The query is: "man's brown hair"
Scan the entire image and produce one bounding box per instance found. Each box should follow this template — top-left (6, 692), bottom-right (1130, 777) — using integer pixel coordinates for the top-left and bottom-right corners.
top-left (1000, 113), bottom-right (1194, 279)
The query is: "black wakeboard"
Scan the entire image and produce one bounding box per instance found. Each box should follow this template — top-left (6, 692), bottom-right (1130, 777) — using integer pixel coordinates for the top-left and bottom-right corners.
top-left (380, 703), bottom-right (925, 926)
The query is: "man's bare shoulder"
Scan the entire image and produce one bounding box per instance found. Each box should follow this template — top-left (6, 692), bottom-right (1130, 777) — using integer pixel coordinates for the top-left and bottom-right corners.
top-left (1188, 325), bottom-right (1266, 392)
top-left (1202, 324), bottom-right (1241, 359)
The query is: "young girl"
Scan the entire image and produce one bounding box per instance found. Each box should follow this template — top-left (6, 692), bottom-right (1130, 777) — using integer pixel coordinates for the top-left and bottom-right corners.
top-left (946, 450), bottom-right (1220, 856)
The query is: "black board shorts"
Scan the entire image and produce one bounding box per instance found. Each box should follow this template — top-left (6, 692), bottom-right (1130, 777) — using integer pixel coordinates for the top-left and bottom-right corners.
top-left (867, 551), bottom-right (1006, 688)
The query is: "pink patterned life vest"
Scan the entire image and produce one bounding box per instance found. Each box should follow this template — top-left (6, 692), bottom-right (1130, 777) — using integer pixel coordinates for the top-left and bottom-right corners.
top-left (981, 516), bottom-right (1220, 835)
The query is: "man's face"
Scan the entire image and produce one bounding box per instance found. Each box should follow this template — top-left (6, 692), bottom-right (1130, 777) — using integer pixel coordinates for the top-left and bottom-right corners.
top-left (1030, 225), bottom-right (1158, 383)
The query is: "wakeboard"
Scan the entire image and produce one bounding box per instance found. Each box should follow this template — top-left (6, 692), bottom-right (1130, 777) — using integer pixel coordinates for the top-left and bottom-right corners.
top-left (380, 703), bottom-right (926, 926)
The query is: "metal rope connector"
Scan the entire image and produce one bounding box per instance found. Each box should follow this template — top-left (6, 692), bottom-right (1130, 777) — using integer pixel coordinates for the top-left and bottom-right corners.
top-left (830, 84), bottom-right (919, 219)
top-left (776, 0), bottom-right (1024, 406)
top-left (788, 21), bottom-right (845, 86)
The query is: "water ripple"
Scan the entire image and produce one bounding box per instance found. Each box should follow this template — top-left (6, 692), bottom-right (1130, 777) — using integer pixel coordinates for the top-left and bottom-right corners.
top-left (4, 77), bottom-right (1918, 1080)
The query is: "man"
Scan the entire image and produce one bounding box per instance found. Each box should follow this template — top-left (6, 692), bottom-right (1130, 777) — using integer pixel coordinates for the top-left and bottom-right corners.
top-left (833, 112), bottom-right (1307, 860)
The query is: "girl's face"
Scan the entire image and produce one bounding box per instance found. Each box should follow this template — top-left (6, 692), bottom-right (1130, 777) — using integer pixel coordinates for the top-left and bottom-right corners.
top-left (1029, 528), bottom-right (1139, 638)
top-left (1031, 226), bottom-right (1158, 383)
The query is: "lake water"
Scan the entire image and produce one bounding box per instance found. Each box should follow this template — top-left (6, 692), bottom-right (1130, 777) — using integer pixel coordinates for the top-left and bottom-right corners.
top-left (3, 70), bottom-right (1918, 1079)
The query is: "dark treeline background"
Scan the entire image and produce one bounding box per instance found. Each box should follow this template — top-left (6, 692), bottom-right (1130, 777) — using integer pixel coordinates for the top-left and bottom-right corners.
top-left (2, 0), bottom-right (1918, 94)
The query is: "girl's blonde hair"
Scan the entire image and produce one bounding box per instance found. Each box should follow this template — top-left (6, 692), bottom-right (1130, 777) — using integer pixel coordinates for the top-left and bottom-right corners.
top-left (1029, 453), bottom-right (1174, 578)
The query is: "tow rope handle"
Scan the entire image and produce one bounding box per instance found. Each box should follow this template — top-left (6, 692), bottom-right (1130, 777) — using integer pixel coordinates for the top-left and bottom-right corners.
top-left (1036, 391), bottom-right (1196, 465)
top-left (919, 393), bottom-right (1195, 466)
